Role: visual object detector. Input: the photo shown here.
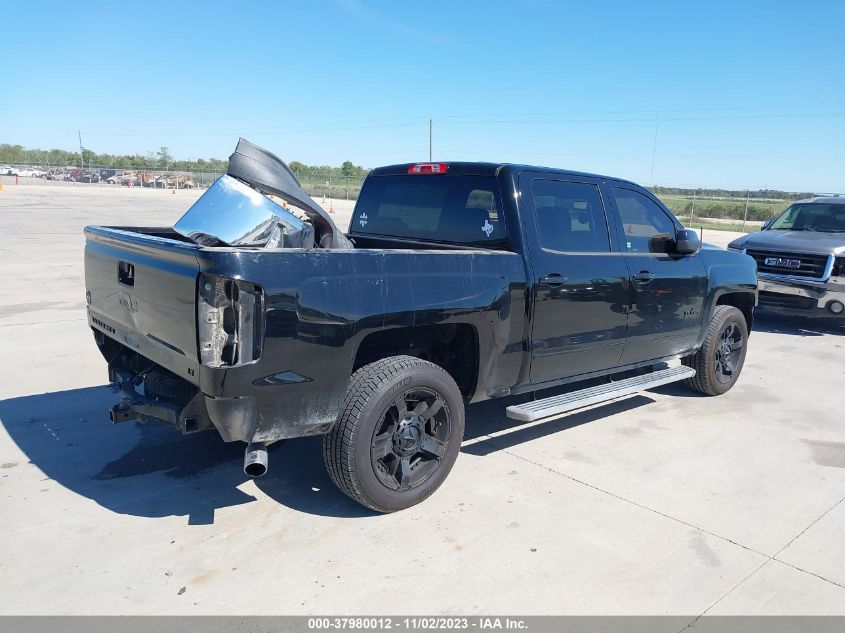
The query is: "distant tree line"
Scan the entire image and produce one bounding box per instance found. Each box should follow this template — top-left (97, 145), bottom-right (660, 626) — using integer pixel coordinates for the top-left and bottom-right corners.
top-left (662, 198), bottom-right (787, 222)
top-left (0, 143), bottom-right (369, 179)
top-left (0, 143), bottom-right (820, 201)
top-left (650, 185), bottom-right (812, 201)
top-left (289, 160), bottom-right (370, 178)
top-left (0, 143), bottom-right (229, 172)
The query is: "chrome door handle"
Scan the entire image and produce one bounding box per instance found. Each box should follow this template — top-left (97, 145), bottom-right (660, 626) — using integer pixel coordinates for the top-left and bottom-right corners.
top-left (632, 271), bottom-right (655, 283)
top-left (539, 273), bottom-right (566, 287)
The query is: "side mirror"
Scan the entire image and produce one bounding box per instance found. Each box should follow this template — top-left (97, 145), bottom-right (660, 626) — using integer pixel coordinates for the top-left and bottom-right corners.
top-left (674, 228), bottom-right (701, 255)
top-left (762, 220), bottom-right (772, 230)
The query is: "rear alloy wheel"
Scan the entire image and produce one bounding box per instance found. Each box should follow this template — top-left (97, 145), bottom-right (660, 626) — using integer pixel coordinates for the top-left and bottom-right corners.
top-left (324, 356), bottom-right (464, 512)
top-left (371, 387), bottom-right (452, 491)
top-left (682, 305), bottom-right (748, 395)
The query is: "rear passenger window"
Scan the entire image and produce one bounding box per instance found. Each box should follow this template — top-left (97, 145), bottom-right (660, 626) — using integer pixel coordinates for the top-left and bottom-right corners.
top-left (353, 175), bottom-right (507, 247)
top-left (376, 182), bottom-right (446, 232)
top-left (530, 180), bottom-right (610, 253)
top-left (466, 189), bottom-right (499, 218)
top-left (612, 187), bottom-right (677, 253)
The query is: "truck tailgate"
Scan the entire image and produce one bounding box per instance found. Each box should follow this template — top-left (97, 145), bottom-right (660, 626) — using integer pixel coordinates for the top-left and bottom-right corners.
top-left (85, 226), bottom-right (201, 384)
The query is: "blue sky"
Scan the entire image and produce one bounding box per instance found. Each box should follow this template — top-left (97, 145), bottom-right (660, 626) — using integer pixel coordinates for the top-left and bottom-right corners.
top-left (2, 0), bottom-right (843, 191)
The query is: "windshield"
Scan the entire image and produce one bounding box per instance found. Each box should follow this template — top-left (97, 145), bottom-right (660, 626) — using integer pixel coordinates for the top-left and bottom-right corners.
top-left (769, 203), bottom-right (845, 232)
top-left (352, 174), bottom-right (507, 247)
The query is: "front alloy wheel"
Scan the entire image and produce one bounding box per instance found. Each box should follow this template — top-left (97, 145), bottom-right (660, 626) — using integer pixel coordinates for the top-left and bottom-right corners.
top-left (683, 305), bottom-right (749, 396)
top-left (714, 320), bottom-right (744, 385)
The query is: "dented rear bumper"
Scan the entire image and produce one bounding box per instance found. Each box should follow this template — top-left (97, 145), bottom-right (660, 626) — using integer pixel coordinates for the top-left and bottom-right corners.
top-left (102, 342), bottom-right (330, 443)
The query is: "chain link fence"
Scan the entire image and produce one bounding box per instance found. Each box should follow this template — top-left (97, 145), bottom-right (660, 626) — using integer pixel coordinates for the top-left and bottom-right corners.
top-left (0, 163), bottom-right (368, 200)
top-left (0, 162), bottom-right (808, 230)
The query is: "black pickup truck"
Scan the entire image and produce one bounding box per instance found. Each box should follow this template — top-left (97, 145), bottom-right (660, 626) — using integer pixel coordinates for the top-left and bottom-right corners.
top-left (85, 140), bottom-right (757, 512)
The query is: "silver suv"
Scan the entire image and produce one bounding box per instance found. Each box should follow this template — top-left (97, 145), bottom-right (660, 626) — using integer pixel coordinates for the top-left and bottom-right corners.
top-left (728, 196), bottom-right (845, 320)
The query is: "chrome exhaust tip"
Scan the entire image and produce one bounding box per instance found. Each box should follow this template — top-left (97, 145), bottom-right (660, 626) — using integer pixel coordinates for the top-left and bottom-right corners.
top-left (243, 442), bottom-right (268, 477)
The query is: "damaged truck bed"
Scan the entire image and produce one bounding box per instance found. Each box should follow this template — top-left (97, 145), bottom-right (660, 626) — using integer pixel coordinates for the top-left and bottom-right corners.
top-left (85, 139), bottom-right (757, 511)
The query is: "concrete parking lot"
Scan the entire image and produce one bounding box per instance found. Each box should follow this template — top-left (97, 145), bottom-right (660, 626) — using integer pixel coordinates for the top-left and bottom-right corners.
top-left (0, 184), bottom-right (843, 616)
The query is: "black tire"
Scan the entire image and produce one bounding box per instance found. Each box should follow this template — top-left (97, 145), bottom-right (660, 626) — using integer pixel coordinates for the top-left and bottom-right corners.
top-left (682, 305), bottom-right (748, 395)
top-left (323, 355), bottom-right (465, 512)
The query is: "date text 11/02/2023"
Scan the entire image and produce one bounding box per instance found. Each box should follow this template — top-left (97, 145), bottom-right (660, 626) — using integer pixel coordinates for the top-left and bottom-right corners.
top-left (306, 617), bottom-right (528, 630)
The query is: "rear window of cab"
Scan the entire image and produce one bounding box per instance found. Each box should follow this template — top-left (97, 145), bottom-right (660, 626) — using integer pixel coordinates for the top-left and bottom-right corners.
top-left (351, 175), bottom-right (507, 247)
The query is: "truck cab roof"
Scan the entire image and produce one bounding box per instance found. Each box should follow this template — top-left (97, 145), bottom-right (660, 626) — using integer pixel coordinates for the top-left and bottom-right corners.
top-left (368, 161), bottom-right (640, 188)
top-left (792, 195), bottom-right (845, 205)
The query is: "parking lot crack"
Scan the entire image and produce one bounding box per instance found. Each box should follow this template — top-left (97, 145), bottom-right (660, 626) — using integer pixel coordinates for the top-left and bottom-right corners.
top-left (679, 558), bottom-right (770, 630)
top-left (482, 440), bottom-right (845, 601)
top-left (773, 495), bottom-right (844, 559)
top-left (478, 437), bottom-right (767, 556)
top-left (768, 495), bottom-right (845, 591)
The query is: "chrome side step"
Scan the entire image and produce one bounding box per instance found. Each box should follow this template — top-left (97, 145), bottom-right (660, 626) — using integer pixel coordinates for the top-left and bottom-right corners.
top-left (506, 365), bottom-right (696, 422)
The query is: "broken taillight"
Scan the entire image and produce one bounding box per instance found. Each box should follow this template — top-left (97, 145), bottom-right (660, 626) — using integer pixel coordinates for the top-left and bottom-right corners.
top-left (407, 163), bottom-right (448, 174)
top-left (197, 274), bottom-right (264, 367)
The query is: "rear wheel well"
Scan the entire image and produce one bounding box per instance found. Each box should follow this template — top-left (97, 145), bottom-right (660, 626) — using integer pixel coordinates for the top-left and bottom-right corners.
top-left (716, 292), bottom-right (755, 331)
top-left (353, 324), bottom-right (479, 400)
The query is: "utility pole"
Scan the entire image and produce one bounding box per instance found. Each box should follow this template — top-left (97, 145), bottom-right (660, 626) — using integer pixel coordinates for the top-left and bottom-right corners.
top-left (429, 118), bottom-right (432, 162)
top-left (690, 191), bottom-right (697, 225)
top-left (78, 130), bottom-right (84, 169)
top-left (742, 190), bottom-right (750, 231)
top-left (649, 112), bottom-right (659, 186)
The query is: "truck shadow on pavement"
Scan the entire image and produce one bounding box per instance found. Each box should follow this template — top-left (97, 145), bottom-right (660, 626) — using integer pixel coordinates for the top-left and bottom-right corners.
top-left (0, 383), bottom-right (657, 523)
top-left (0, 385), bottom-right (372, 524)
top-left (753, 313), bottom-right (844, 336)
